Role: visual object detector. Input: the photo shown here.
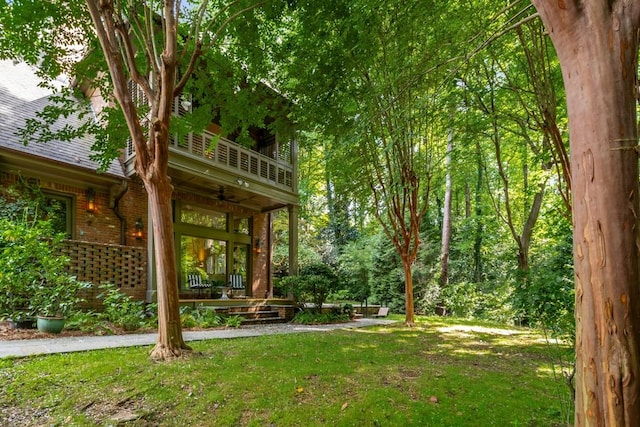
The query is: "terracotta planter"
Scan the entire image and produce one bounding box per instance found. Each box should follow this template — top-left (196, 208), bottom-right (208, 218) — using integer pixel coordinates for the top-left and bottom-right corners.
top-left (36, 316), bottom-right (65, 334)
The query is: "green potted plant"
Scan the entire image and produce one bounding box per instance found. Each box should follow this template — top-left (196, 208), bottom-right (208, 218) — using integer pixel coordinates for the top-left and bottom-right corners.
top-left (31, 274), bottom-right (91, 333)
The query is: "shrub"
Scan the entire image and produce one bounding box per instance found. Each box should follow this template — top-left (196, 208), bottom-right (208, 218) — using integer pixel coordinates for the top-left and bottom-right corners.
top-left (341, 303), bottom-right (354, 318)
top-left (98, 284), bottom-right (146, 331)
top-left (224, 315), bottom-right (242, 328)
top-left (0, 181), bottom-right (95, 323)
top-left (279, 263), bottom-right (341, 313)
top-left (275, 275), bottom-right (300, 301)
top-left (180, 313), bottom-right (198, 328)
top-left (291, 310), bottom-right (349, 324)
top-left (145, 303), bottom-right (159, 326)
top-left (440, 281), bottom-right (482, 318)
top-left (0, 217), bottom-right (82, 321)
top-left (179, 306), bottom-right (226, 328)
top-left (196, 309), bottom-right (223, 328)
top-left (64, 311), bottom-right (116, 335)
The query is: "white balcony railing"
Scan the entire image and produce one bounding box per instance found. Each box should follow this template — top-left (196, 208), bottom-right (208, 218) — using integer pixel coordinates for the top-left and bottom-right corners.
top-left (171, 130), bottom-right (294, 192)
top-left (125, 131), bottom-right (294, 193)
top-left (124, 82), bottom-right (295, 193)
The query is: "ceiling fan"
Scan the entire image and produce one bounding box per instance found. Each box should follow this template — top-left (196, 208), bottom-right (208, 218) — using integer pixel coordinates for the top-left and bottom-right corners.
top-left (217, 187), bottom-right (240, 203)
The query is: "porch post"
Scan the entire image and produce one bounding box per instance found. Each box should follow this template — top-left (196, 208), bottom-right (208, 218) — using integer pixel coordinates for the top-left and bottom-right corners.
top-left (288, 204), bottom-right (299, 276)
top-left (267, 211), bottom-right (273, 298)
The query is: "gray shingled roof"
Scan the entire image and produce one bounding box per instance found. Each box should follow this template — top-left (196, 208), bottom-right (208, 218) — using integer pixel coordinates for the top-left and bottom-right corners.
top-left (0, 60), bottom-right (125, 178)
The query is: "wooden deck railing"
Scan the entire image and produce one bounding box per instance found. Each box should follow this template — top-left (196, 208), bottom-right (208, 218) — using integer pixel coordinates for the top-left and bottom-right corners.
top-left (124, 82), bottom-right (295, 193)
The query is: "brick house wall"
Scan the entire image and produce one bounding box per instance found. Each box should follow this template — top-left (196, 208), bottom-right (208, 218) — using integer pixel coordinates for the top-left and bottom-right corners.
top-left (2, 171), bottom-right (279, 306)
top-left (115, 178), bottom-right (148, 248)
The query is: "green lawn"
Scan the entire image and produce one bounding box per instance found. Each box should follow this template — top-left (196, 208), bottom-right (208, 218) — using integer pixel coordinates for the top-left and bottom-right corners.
top-left (0, 317), bottom-right (573, 426)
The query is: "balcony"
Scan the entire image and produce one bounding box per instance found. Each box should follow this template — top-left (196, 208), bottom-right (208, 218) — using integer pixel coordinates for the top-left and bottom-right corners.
top-left (123, 83), bottom-right (297, 201)
top-left (125, 129), bottom-right (296, 198)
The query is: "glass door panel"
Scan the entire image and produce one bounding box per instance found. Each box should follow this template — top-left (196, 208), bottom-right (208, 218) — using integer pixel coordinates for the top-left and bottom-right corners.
top-left (181, 235), bottom-right (226, 287)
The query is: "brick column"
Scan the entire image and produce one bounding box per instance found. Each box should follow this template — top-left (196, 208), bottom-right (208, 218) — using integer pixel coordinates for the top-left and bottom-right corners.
top-left (252, 212), bottom-right (270, 298)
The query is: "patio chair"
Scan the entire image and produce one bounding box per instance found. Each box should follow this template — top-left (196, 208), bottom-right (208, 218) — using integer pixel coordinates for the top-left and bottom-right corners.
top-left (229, 274), bottom-right (245, 290)
top-left (187, 273), bottom-right (203, 289)
top-left (228, 274), bottom-right (245, 297)
top-left (187, 273), bottom-right (209, 296)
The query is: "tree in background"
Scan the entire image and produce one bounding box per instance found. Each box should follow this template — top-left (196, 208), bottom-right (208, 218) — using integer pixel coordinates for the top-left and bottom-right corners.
top-left (277, 0), bottom-right (477, 326)
top-left (438, 126), bottom-right (454, 314)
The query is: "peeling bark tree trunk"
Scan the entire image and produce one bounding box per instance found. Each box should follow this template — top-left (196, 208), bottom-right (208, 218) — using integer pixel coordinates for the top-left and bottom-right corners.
top-left (402, 258), bottom-right (415, 324)
top-left (532, 1), bottom-right (640, 424)
top-left (146, 175), bottom-right (190, 359)
top-left (86, 0), bottom-right (193, 360)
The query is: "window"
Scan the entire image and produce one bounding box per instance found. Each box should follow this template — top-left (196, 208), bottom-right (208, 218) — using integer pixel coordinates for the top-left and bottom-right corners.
top-left (181, 236), bottom-right (226, 286)
top-left (232, 244), bottom-right (249, 276)
top-left (180, 204), bottom-right (226, 229)
top-left (43, 193), bottom-right (73, 238)
top-left (233, 216), bottom-right (250, 235)
top-left (174, 201), bottom-right (252, 292)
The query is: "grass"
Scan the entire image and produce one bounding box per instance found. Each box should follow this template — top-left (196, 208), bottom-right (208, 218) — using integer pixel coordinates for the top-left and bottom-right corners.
top-left (0, 316), bottom-right (573, 426)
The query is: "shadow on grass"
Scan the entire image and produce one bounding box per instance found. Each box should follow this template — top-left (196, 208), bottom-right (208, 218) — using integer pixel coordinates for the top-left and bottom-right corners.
top-left (0, 317), bottom-right (573, 427)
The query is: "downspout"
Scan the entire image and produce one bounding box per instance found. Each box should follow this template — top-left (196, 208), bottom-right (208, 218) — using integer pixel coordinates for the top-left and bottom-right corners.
top-left (111, 180), bottom-right (130, 245)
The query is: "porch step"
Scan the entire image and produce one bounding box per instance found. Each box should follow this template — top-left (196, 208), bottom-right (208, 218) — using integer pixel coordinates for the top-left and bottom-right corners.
top-left (227, 306), bottom-right (286, 324)
top-left (189, 302), bottom-right (292, 324)
top-left (239, 316), bottom-right (288, 325)
top-left (227, 305), bottom-right (274, 314)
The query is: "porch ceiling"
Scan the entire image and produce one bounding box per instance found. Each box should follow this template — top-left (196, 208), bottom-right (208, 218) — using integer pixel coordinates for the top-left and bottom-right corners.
top-left (168, 162), bottom-right (296, 213)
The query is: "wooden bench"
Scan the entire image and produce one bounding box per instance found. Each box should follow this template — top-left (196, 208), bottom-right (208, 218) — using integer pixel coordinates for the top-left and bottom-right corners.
top-left (372, 307), bottom-right (390, 318)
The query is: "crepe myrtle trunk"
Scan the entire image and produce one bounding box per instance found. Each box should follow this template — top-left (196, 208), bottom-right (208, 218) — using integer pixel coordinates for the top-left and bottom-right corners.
top-left (146, 174), bottom-right (191, 360)
top-left (402, 258), bottom-right (416, 326)
top-left (532, 1), bottom-right (640, 425)
top-left (85, 0), bottom-right (192, 360)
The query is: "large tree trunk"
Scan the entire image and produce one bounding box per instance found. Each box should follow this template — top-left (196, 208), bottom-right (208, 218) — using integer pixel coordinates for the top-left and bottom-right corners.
top-left (532, 2), bottom-right (640, 424)
top-left (146, 25), bottom-right (191, 359)
top-left (86, 0), bottom-right (191, 360)
top-left (146, 175), bottom-right (191, 360)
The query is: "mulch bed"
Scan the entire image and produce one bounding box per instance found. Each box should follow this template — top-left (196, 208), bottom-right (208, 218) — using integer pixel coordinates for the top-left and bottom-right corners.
top-left (0, 321), bottom-right (157, 341)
